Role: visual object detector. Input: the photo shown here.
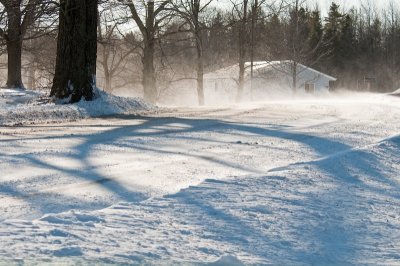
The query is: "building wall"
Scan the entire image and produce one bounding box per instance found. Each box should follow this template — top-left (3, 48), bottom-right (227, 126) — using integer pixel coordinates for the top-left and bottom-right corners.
top-left (162, 65), bottom-right (335, 106)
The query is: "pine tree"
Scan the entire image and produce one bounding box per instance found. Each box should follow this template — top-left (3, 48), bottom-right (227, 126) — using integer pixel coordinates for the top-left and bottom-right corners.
top-left (265, 14), bottom-right (285, 59)
top-left (337, 13), bottom-right (357, 86)
top-left (307, 10), bottom-right (323, 57)
top-left (323, 2), bottom-right (343, 76)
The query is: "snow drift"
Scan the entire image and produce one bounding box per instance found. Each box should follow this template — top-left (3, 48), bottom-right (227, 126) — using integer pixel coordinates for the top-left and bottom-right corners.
top-left (0, 88), bottom-right (156, 126)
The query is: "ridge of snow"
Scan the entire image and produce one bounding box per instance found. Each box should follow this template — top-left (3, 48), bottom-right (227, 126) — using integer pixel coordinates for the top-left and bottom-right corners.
top-left (390, 88), bottom-right (400, 95)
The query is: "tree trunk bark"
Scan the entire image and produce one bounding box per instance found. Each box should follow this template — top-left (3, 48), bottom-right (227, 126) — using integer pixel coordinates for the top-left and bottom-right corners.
top-left (292, 0), bottom-right (299, 94)
top-left (292, 61), bottom-right (297, 93)
top-left (105, 72), bottom-right (112, 92)
top-left (50, 0), bottom-right (98, 103)
top-left (250, 0), bottom-right (258, 101)
top-left (196, 45), bottom-right (205, 106)
top-left (6, 6), bottom-right (24, 89)
top-left (143, 40), bottom-right (157, 104)
top-left (6, 39), bottom-right (24, 88)
top-left (102, 47), bottom-right (112, 92)
top-left (193, 0), bottom-right (204, 106)
top-left (28, 61), bottom-right (36, 89)
top-left (237, 0), bottom-right (248, 102)
top-left (142, 1), bottom-right (157, 104)
top-left (237, 57), bottom-right (245, 102)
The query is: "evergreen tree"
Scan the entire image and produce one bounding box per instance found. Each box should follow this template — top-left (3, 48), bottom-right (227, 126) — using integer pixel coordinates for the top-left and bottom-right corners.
top-left (369, 17), bottom-right (382, 63)
top-left (307, 10), bottom-right (324, 63)
top-left (323, 2), bottom-right (343, 75)
top-left (265, 14), bottom-right (285, 59)
top-left (337, 12), bottom-right (357, 87)
top-left (339, 14), bottom-right (356, 61)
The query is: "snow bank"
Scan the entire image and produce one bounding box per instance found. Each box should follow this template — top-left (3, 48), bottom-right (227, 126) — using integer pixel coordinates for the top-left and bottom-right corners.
top-left (0, 88), bottom-right (156, 126)
top-left (208, 255), bottom-right (245, 266)
top-left (390, 88), bottom-right (400, 95)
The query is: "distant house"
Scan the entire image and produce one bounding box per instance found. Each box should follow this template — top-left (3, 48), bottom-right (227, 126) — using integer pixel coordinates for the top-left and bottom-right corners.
top-left (204, 61), bottom-right (337, 102)
top-left (160, 61), bottom-right (337, 106)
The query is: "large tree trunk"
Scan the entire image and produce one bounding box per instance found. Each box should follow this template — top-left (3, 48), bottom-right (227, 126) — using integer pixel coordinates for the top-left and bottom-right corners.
top-left (6, 7), bottom-right (24, 89)
top-left (50, 0), bottom-right (98, 103)
top-left (6, 39), bottom-right (24, 88)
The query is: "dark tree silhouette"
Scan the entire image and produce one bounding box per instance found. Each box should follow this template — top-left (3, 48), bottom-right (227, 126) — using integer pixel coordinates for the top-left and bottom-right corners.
top-left (50, 0), bottom-right (98, 103)
top-left (0, 0), bottom-right (41, 89)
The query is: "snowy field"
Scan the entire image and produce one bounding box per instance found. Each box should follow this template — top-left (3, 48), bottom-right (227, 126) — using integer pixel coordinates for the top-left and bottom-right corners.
top-left (0, 90), bottom-right (400, 265)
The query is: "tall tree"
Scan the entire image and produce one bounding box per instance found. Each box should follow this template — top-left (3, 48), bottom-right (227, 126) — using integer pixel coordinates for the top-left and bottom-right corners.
top-left (50, 0), bottom-right (98, 103)
top-left (125, 0), bottom-right (170, 104)
top-left (323, 2), bottom-right (343, 76)
top-left (286, 0), bottom-right (312, 91)
top-left (204, 10), bottom-right (233, 68)
top-left (337, 13), bottom-right (357, 84)
top-left (232, 0), bottom-right (249, 101)
top-left (265, 13), bottom-right (285, 59)
top-left (307, 9), bottom-right (324, 62)
top-left (383, 2), bottom-right (400, 89)
top-left (0, 0), bottom-right (41, 88)
top-left (249, 0), bottom-right (259, 100)
top-left (171, 0), bottom-right (213, 106)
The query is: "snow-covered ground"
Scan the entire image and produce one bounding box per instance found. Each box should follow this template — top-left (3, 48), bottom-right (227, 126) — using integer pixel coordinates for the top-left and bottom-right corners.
top-left (0, 88), bottom-right (155, 126)
top-left (0, 91), bottom-right (400, 265)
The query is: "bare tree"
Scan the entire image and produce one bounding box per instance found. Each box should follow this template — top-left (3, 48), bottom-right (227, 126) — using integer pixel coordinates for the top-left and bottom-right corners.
top-left (0, 0), bottom-right (43, 89)
top-left (122, 0), bottom-right (171, 104)
top-left (249, 0), bottom-right (258, 95)
top-left (170, 0), bottom-right (213, 105)
top-left (231, 0), bottom-right (249, 102)
top-left (97, 6), bottom-right (140, 92)
top-left (24, 32), bottom-right (57, 90)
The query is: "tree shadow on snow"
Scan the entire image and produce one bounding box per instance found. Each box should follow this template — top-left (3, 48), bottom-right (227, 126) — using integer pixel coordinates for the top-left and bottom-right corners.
top-left (1, 115), bottom-right (400, 264)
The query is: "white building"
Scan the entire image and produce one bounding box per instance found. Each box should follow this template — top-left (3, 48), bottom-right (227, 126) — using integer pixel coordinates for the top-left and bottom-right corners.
top-left (161, 61), bottom-right (337, 106)
top-left (204, 61), bottom-right (337, 103)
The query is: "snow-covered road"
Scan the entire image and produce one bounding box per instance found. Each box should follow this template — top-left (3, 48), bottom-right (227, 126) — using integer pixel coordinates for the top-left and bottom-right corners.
top-left (0, 94), bottom-right (400, 265)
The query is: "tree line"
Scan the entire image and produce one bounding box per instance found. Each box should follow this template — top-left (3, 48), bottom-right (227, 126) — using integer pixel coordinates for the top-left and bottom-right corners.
top-left (0, 0), bottom-right (399, 105)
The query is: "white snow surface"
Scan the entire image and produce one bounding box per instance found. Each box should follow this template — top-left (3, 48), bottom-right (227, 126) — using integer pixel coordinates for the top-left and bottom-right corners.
top-left (391, 88), bottom-right (400, 95)
top-left (0, 88), bottom-right (155, 126)
top-left (0, 92), bottom-right (400, 265)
